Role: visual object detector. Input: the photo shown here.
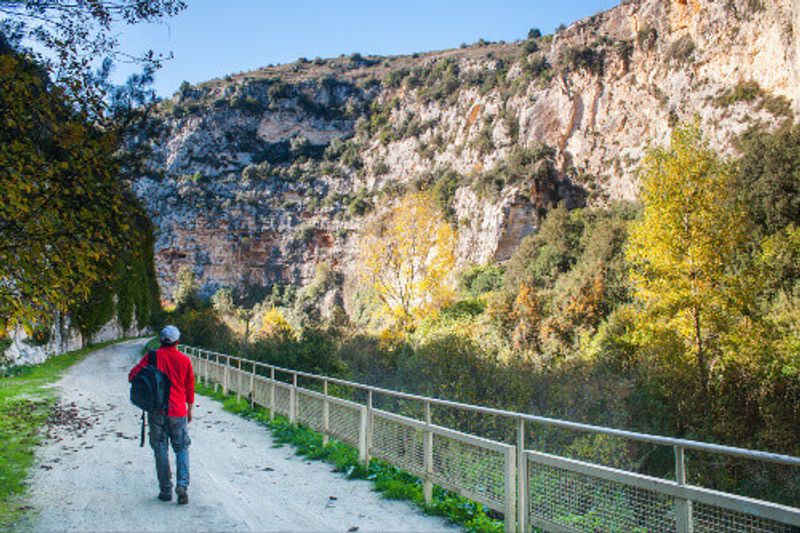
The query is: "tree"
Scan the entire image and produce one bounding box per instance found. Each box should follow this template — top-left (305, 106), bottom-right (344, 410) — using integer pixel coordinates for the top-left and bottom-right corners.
top-left (258, 307), bottom-right (296, 341)
top-left (172, 267), bottom-right (201, 311)
top-left (358, 192), bottom-right (456, 330)
top-left (625, 121), bottom-right (751, 413)
top-left (0, 0), bottom-right (185, 116)
top-left (735, 124), bottom-right (800, 235)
top-left (0, 2), bottom-right (182, 335)
top-left (0, 46), bottom-right (128, 332)
top-left (511, 284), bottom-right (543, 352)
top-left (211, 288), bottom-right (234, 316)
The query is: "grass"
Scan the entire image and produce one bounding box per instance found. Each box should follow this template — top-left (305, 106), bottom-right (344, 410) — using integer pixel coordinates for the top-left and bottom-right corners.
top-left (195, 382), bottom-right (504, 533)
top-left (0, 337), bottom-right (147, 528)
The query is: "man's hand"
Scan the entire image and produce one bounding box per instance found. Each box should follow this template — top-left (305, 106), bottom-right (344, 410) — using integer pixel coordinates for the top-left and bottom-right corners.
top-left (187, 403), bottom-right (193, 423)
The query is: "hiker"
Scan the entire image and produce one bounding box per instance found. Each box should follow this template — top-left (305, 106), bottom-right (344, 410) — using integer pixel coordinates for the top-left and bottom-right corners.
top-left (128, 325), bottom-right (195, 504)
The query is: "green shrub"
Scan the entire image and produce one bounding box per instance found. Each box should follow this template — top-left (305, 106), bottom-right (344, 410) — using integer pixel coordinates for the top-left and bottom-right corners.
top-left (25, 324), bottom-right (50, 347)
top-left (735, 124), bottom-right (800, 234)
top-left (347, 189), bottom-right (372, 217)
top-left (715, 80), bottom-right (762, 107)
top-left (432, 169), bottom-right (461, 223)
top-left (439, 299), bottom-right (487, 319)
top-left (372, 160), bottom-right (390, 176)
top-left (172, 307), bottom-right (233, 350)
top-left (668, 35), bottom-right (695, 63)
top-left (763, 94), bottom-right (793, 118)
top-left (560, 45), bottom-right (605, 75)
top-left (636, 27), bottom-right (658, 51)
top-left (231, 95), bottom-right (266, 114)
top-left (471, 122), bottom-right (495, 155)
top-left (460, 264), bottom-right (505, 297)
top-left (523, 55), bottom-right (553, 79)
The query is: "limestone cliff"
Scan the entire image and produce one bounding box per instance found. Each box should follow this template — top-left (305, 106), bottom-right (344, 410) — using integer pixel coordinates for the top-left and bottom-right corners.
top-left (132, 0), bottom-right (800, 304)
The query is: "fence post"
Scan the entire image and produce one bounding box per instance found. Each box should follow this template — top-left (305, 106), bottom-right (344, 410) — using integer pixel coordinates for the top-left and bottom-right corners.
top-left (223, 355), bottom-right (228, 395)
top-left (358, 404), bottom-right (368, 463)
top-left (675, 445), bottom-right (693, 533)
top-left (236, 358), bottom-right (242, 401)
top-left (214, 353), bottom-right (219, 393)
top-left (505, 446), bottom-right (517, 533)
top-left (250, 361), bottom-right (255, 407)
top-left (269, 367), bottom-right (275, 420)
top-left (290, 372), bottom-right (297, 424)
top-left (322, 379), bottom-right (329, 446)
top-left (517, 418), bottom-right (527, 533)
top-left (203, 351), bottom-right (208, 385)
top-left (366, 390), bottom-right (374, 466)
top-left (423, 400), bottom-right (433, 505)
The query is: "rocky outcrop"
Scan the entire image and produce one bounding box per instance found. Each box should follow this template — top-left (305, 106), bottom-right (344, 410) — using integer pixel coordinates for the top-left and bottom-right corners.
top-left (132, 0), bottom-right (800, 304)
top-left (2, 313), bottom-right (149, 367)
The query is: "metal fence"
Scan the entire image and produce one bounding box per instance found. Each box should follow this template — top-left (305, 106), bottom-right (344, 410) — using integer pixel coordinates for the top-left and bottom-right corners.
top-left (183, 345), bottom-right (800, 533)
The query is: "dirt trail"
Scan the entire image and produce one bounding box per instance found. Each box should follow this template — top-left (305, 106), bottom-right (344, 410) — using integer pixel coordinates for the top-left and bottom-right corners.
top-left (27, 339), bottom-right (456, 532)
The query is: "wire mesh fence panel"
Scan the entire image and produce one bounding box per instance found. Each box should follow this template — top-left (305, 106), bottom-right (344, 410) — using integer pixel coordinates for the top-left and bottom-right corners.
top-left (328, 399), bottom-right (362, 447)
top-left (253, 377), bottom-right (271, 408)
top-left (371, 410), bottom-right (425, 476)
top-left (273, 383), bottom-right (292, 417)
top-left (207, 361), bottom-right (225, 384)
top-left (527, 459), bottom-right (676, 533)
top-left (685, 448), bottom-right (800, 507)
top-left (227, 368), bottom-right (247, 395)
top-left (184, 348), bottom-right (800, 533)
top-left (692, 502), bottom-right (799, 533)
top-left (188, 356), bottom-right (200, 377)
top-left (296, 390), bottom-right (325, 432)
top-left (431, 431), bottom-right (509, 512)
top-left (432, 403), bottom-right (517, 445)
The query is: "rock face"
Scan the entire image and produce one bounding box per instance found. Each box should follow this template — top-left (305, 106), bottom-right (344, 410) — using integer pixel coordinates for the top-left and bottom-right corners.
top-left (132, 0), bottom-right (800, 303)
top-left (2, 313), bottom-right (149, 367)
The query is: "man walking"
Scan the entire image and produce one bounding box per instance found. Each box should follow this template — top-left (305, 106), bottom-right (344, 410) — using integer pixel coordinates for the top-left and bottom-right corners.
top-left (129, 326), bottom-right (195, 504)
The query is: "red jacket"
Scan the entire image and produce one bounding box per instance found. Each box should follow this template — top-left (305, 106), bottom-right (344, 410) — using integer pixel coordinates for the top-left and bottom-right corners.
top-left (129, 345), bottom-right (195, 417)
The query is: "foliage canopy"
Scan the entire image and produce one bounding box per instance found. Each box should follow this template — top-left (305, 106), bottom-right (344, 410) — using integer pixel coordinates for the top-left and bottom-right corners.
top-left (358, 192), bottom-right (456, 330)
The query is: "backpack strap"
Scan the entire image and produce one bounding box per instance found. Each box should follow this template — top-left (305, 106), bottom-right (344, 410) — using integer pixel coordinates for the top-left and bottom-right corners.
top-left (140, 411), bottom-right (146, 447)
top-left (141, 350), bottom-right (156, 445)
top-left (148, 349), bottom-right (169, 415)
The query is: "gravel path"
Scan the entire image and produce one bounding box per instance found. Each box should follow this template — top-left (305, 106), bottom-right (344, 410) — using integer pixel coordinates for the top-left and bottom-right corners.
top-left (27, 339), bottom-right (457, 532)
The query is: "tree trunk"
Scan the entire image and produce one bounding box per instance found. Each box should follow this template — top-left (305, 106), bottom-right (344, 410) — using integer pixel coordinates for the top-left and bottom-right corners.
top-left (694, 306), bottom-right (710, 416)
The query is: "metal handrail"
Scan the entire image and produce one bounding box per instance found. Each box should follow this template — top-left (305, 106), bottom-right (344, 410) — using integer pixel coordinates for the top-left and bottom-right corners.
top-left (185, 346), bottom-right (800, 467)
top-left (184, 344), bottom-right (800, 533)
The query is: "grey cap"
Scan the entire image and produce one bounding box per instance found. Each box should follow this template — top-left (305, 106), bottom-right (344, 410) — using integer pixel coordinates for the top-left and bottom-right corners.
top-left (160, 325), bottom-right (181, 344)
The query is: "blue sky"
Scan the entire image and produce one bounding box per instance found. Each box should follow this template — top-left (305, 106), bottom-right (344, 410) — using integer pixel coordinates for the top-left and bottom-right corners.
top-left (112, 0), bottom-right (619, 97)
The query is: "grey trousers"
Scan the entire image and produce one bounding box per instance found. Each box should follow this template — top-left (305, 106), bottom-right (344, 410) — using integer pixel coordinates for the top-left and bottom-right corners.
top-left (148, 412), bottom-right (191, 492)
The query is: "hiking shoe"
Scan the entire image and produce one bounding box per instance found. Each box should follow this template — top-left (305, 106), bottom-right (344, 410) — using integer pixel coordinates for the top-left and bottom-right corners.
top-left (158, 491), bottom-right (172, 502)
top-left (176, 486), bottom-right (188, 505)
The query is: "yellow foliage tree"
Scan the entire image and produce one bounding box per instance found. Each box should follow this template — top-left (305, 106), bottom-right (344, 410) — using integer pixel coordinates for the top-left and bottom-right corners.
top-left (358, 192), bottom-right (456, 330)
top-left (258, 307), bottom-right (296, 341)
top-left (625, 121), bottom-right (751, 411)
top-left (511, 284), bottom-right (543, 352)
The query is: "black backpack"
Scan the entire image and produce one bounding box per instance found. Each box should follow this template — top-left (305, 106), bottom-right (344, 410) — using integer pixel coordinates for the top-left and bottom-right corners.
top-left (130, 349), bottom-right (171, 446)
